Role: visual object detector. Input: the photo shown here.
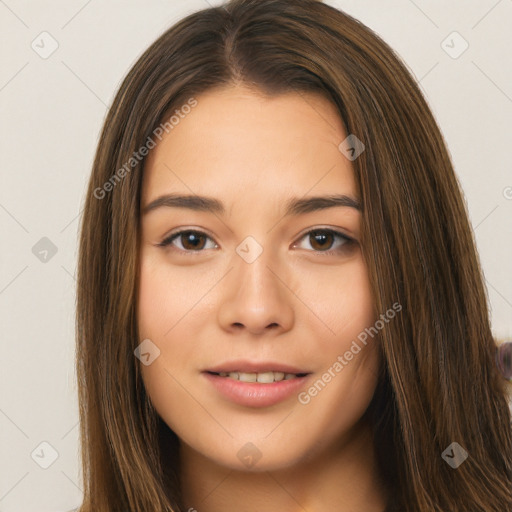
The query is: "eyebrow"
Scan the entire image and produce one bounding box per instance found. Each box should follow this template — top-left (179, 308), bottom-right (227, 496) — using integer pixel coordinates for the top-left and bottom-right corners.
top-left (142, 193), bottom-right (361, 216)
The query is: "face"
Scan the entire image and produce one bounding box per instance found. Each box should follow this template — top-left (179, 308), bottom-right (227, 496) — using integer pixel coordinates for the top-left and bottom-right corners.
top-left (137, 84), bottom-right (381, 472)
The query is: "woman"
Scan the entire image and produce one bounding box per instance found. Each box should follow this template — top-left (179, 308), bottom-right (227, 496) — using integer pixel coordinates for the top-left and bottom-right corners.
top-left (75, 0), bottom-right (512, 510)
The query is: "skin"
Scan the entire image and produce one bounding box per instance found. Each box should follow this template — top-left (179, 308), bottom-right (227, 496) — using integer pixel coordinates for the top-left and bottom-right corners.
top-left (138, 84), bottom-right (388, 512)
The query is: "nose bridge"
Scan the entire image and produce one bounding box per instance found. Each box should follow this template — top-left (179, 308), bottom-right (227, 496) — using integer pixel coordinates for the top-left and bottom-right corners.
top-left (217, 235), bottom-right (294, 333)
top-left (234, 235), bottom-right (282, 301)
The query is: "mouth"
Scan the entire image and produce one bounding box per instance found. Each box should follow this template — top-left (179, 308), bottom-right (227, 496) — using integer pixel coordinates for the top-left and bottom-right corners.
top-left (202, 361), bottom-right (312, 408)
top-left (205, 370), bottom-right (309, 383)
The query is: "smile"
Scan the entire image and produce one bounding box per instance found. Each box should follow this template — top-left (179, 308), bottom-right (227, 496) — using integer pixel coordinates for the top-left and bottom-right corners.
top-left (203, 369), bottom-right (311, 408)
top-left (209, 371), bottom-right (307, 383)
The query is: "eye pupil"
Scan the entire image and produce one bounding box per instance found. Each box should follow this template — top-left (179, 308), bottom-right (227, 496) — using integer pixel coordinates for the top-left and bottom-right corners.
top-left (182, 231), bottom-right (206, 250)
top-left (310, 231), bottom-right (333, 251)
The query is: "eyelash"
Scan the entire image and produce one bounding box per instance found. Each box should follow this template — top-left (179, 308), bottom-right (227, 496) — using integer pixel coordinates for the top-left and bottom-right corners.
top-left (156, 228), bottom-right (355, 257)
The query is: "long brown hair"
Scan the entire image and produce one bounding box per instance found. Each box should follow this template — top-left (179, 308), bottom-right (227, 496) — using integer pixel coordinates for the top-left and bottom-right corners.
top-left (75, 0), bottom-right (512, 510)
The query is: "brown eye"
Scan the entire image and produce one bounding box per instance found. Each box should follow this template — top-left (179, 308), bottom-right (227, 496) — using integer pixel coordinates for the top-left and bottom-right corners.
top-left (294, 229), bottom-right (354, 255)
top-left (158, 230), bottom-right (216, 253)
top-left (308, 231), bottom-right (335, 251)
top-left (178, 231), bottom-right (207, 251)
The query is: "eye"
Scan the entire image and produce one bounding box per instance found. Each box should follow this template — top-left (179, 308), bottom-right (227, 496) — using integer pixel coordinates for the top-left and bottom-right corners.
top-left (157, 229), bottom-right (217, 254)
top-left (293, 228), bottom-right (354, 256)
top-left (157, 227), bottom-right (355, 256)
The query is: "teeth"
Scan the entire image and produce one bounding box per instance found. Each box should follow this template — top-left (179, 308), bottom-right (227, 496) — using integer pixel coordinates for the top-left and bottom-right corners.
top-left (257, 371), bottom-right (280, 383)
top-left (239, 372), bottom-right (257, 382)
top-left (217, 371), bottom-right (296, 383)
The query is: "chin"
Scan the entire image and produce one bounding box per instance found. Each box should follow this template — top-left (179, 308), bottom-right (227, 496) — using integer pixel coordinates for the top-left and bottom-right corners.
top-left (196, 437), bottom-right (312, 473)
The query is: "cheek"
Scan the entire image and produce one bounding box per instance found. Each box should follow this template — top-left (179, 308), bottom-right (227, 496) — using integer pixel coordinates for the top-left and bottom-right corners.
top-left (293, 255), bottom-right (376, 346)
top-left (331, 260), bottom-right (380, 377)
top-left (137, 254), bottom-right (211, 413)
top-left (297, 279), bottom-right (380, 450)
top-left (137, 254), bottom-right (209, 340)
top-left (137, 258), bottom-right (170, 340)
top-left (296, 256), bottom-right (380, 400)
top-left (137, 260), bottom-right (196, 378)
top-left (336, 258), bottom-right (376, 330)
top-left (137, 259), bottom-right (200, 433)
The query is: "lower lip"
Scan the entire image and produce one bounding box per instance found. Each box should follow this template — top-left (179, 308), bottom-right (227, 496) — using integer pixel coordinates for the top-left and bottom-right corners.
top-left (203, 372), bottom-right (310, 408)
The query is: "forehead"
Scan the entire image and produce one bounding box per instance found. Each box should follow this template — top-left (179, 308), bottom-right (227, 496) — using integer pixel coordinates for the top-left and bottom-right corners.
top-left (141, 85), bottom-right (358, 211)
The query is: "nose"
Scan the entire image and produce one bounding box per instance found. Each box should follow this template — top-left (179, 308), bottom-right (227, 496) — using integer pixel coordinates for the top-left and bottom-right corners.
top-left (217, 248), bottom-right (294, 336)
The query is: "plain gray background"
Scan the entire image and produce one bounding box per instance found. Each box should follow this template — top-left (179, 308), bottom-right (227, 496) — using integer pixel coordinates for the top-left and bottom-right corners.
top-left (1, 1), bottom-right (511, 510)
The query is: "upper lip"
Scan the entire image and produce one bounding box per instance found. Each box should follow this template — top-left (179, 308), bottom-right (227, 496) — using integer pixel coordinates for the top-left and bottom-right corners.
top-left (204, 360), bottom-right (310, 375)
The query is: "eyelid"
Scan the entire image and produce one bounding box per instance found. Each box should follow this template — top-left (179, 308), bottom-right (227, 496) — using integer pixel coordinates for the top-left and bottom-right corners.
top-left (157, 227), bottom-right (219, 252)
top-left (291, 227), bottom-right (354, 254)
top-left (292, 225), bottom-right (354, 244)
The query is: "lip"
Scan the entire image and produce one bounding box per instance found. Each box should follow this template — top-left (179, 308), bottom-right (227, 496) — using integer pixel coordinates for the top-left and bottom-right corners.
top-left (203, 371), bottom-right (311, 408)
top-left (203, 360), bottom-right (311, 408)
